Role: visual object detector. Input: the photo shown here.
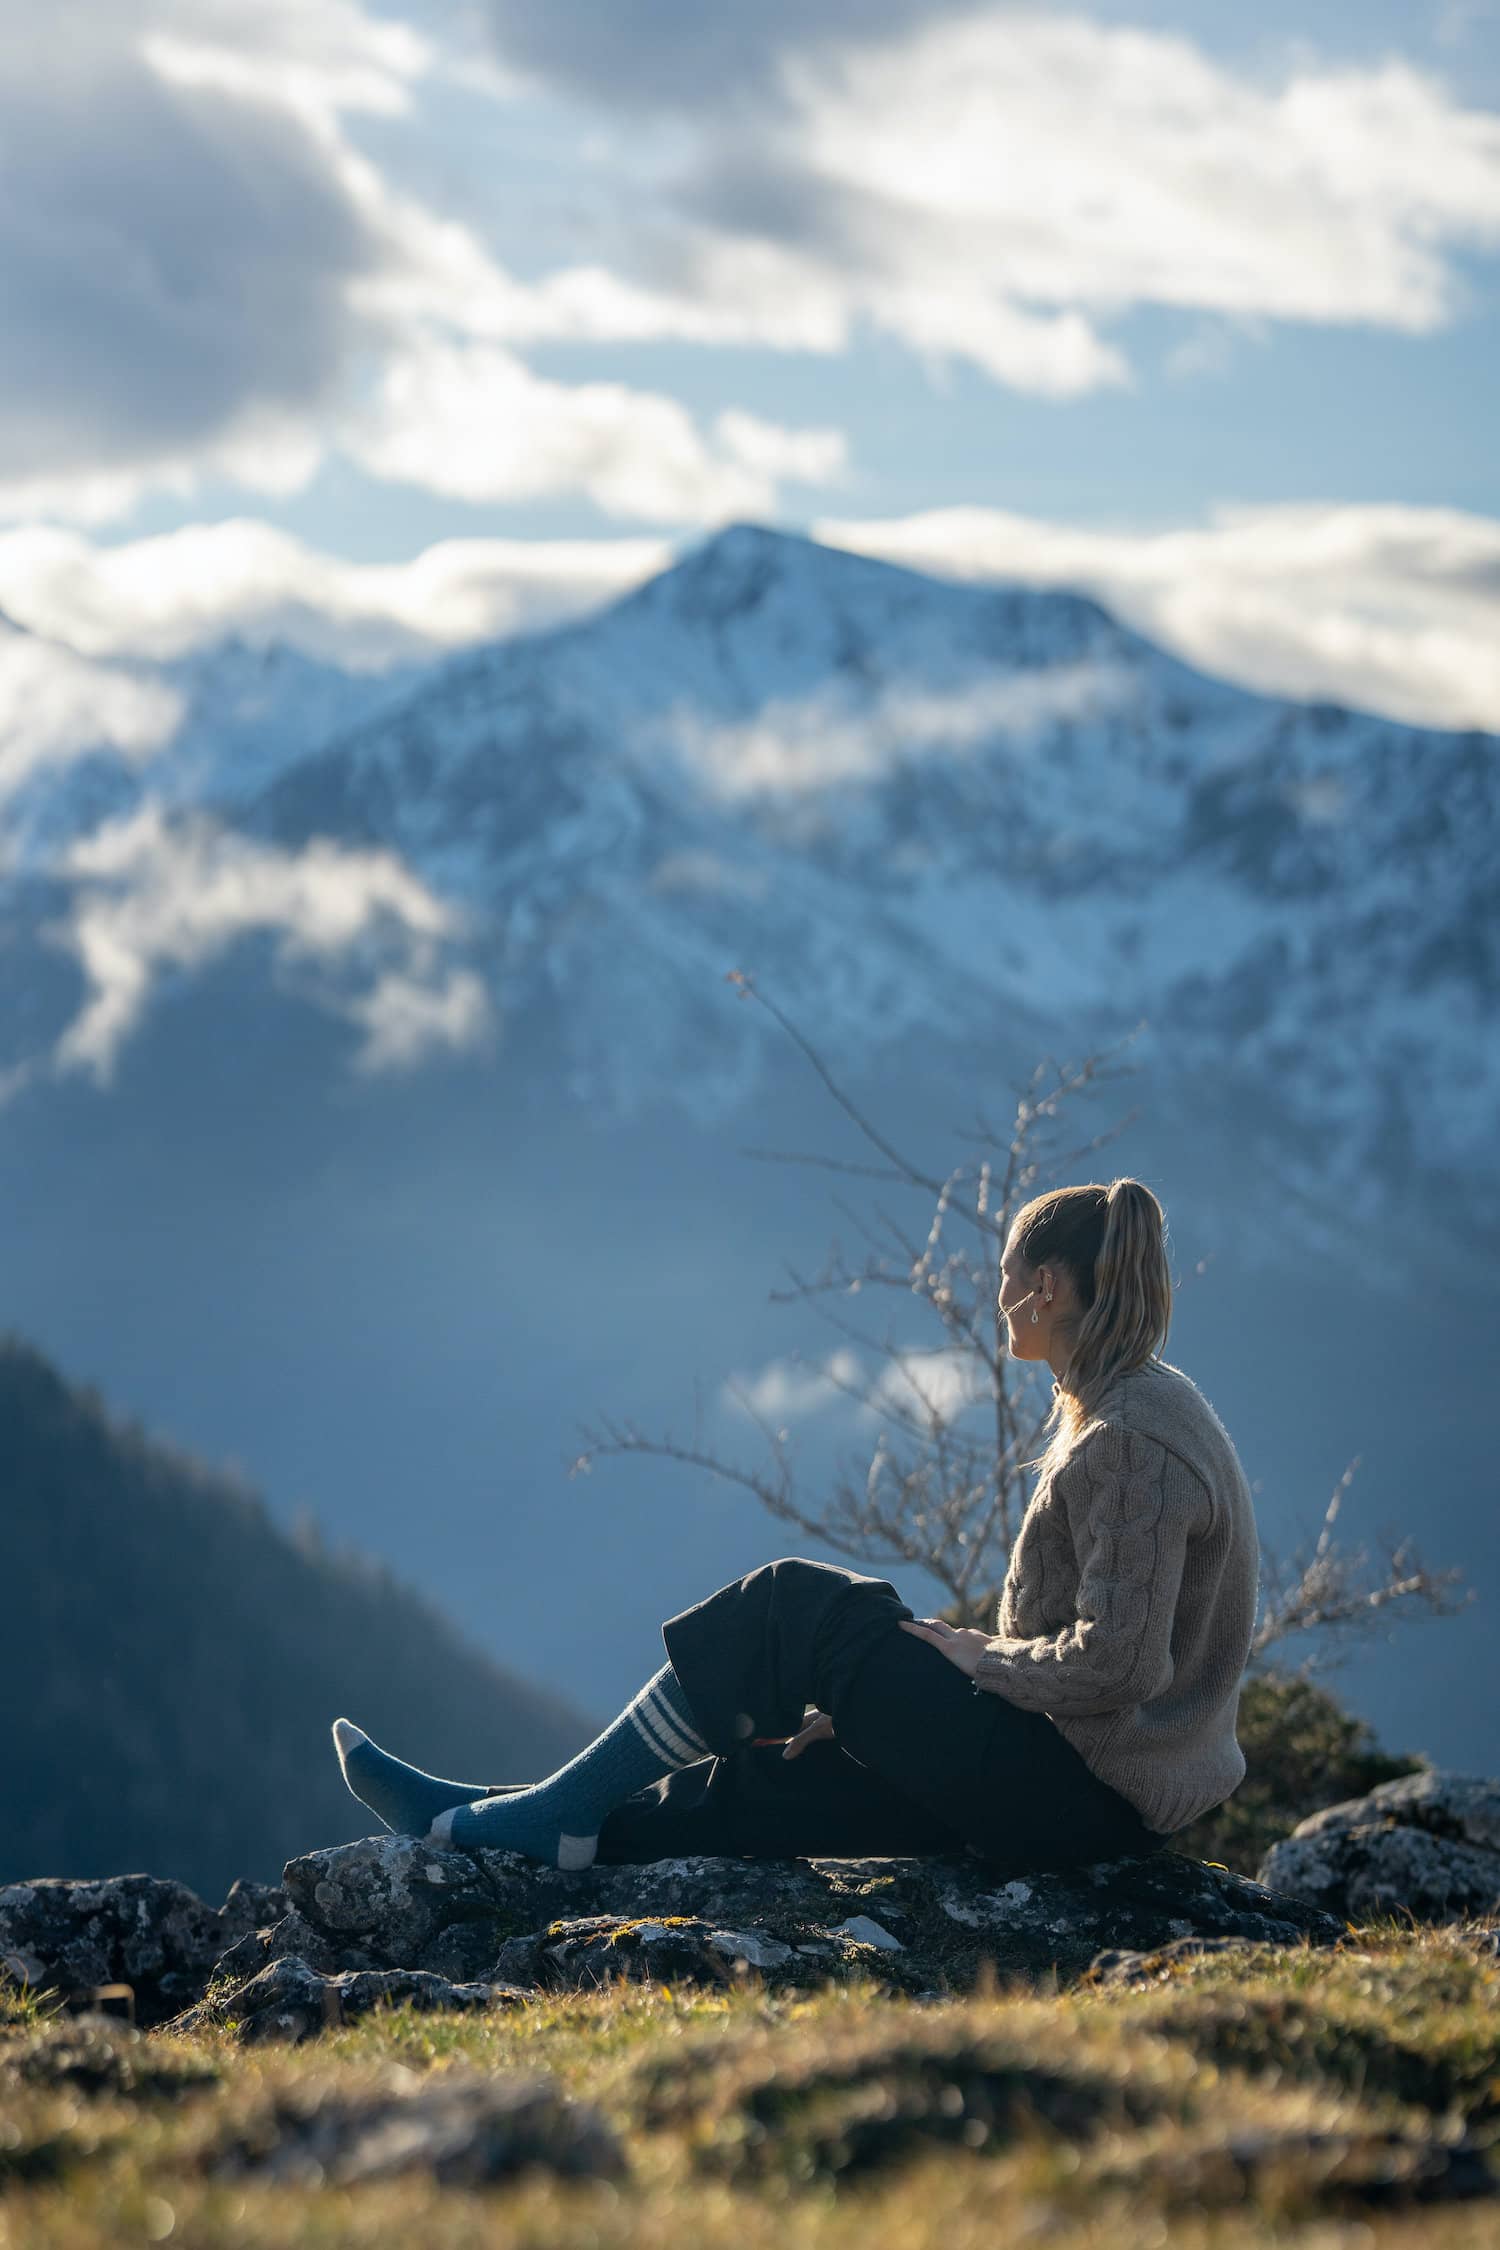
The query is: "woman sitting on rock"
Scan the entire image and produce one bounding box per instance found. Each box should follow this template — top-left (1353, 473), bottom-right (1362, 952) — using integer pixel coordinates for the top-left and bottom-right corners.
top-left (333, 1178), bottom-right (1260, 1875)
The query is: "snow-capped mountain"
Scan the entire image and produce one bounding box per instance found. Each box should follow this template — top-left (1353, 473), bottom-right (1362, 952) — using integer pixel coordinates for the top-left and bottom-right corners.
top-left (4, 522), bottom-right (1496, 1242)
top-left (227, 522), bottom-right (1494, 1221)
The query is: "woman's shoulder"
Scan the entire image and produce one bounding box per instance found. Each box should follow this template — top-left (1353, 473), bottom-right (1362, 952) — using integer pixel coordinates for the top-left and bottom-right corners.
top-left (1085, 1357), bottom-right (1244, 1489)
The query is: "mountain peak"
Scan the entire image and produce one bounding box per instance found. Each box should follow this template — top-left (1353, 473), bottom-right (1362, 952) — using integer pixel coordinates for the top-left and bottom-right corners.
top-left (695, 519), bottom-right (798, 560)
top-left (605, 518), bottom-right (971, 646)
top-left (654, 519), bottom-right (833, 618)
top-left (612, 518), bottom-right (1127, 654)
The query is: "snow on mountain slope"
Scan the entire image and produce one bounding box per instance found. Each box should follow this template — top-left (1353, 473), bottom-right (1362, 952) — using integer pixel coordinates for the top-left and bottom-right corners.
top-left (227, 522), bottom-right (1498, 1208)
top-left (2, 632), bottom-right (418, 869)
top-left (5, 522), bottom-right (1495, 1231)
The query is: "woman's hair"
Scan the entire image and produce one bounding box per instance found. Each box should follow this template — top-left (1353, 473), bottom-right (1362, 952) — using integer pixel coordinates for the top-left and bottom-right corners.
top-left (1013, 1176), bottom-right (1172, 1477)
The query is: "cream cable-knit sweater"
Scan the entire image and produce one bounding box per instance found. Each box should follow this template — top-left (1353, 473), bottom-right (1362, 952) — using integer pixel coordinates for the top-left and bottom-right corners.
top-left (973, 1356), bottom-right (1260, 1835)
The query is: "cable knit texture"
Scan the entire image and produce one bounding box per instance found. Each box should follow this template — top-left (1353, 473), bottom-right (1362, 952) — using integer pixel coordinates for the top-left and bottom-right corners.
top-left (973, 1357), bottom-right (1260, 1836)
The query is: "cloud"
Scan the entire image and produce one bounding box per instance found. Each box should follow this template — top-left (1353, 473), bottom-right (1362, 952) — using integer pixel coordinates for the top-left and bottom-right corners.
top-left (727, 1344), bottom-right (995, 1433)
top-left (0, 618), bottom-right (181, 811)
top-left (344, 337), bottom-right (850, 521)
top-left (481, 0), bottom-right (988, 114)
top-left (0, 2), bottom-right (849, 527)
top-left (7, 2), bottom-right (1499, 534)
top-left (0, 1), bottom-right (420, 520)
top-left (775, 22), bottom-right (1500, 331)
top-left (140, 0), bottom-right (429, 117)
top-left (715, 409), bottom-right (850, 490)
top-left (438, 243), bottom-right (854, 357)
top-left (658, 661), bottom-right (1137, 798)
top-left (864, 1349), bottom-right (991, 1426)
top-left (481, 7), bottom-right (1500, 394)
top-left (669, 153), bottom-right (1131, 396)
top-left (346, 966), bottom-right (494, 1072)
top-left (46, 804), bottom-right (490, 1079)
top-left (813, 500), bottom-right (1500, 732)
top-left (0, 521), bottom-right (670, 667)
top-left (724, 1348), bottom-right (863, 1424)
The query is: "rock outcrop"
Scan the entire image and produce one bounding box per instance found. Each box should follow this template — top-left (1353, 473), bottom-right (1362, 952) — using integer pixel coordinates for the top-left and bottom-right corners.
top-left (2, 1832), bottom-right (1348, 2037)
top-left (176, 1956), bottom-right (536, 2045)
top-left (1258, 1772), bottom-right (1500, 1924)
top-left (0, 1873), bottom-right (287, 2027)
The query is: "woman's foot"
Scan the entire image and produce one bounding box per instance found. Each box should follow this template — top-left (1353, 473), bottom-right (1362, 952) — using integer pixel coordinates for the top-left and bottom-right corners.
top-left (331, 1719), bottom-right (491, 1838)
top-left (431, 1785), bottom-right (601, 1869)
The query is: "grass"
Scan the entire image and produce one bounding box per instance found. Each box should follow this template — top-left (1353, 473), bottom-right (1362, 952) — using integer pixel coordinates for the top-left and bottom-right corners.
top-left (1, 1917), bottom-right (1497, 2247)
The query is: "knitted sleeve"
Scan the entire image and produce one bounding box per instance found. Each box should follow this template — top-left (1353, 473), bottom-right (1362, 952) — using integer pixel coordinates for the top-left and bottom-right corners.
top-left (972, 1424), bottom-right (1210, 1718)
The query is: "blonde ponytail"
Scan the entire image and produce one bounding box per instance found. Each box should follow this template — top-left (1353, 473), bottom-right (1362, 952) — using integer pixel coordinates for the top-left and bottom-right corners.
top-left (1014, 1177), bottom-right (1172, 1480)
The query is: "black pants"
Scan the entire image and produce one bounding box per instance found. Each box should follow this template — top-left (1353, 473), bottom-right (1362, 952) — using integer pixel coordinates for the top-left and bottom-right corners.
top-left (592, 1556), bottom-right (1166, 1872)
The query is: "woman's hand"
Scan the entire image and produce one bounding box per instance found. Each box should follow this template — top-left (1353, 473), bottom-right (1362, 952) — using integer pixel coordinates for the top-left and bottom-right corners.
top-left (899, 1617), bottom-right (994, 1678)
top-left (781, 1709), bottom-right (835, 1759)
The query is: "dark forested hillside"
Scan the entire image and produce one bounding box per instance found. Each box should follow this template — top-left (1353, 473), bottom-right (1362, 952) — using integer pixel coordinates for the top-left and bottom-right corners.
top-left (1, 1335), bottom-right (596, 1899)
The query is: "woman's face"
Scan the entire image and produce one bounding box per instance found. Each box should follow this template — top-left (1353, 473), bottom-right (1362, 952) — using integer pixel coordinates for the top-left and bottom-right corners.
top-left (998, 1230), bottom-right (1045, 1361)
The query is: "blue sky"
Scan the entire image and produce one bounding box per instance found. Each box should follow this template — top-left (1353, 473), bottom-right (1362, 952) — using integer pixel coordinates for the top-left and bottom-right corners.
top-left (1, 0), bottom-right (1497, 731)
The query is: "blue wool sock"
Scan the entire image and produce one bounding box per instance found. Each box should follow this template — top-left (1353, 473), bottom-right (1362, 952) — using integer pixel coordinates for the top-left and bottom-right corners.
top-left (432, 1662), bottom-right (712, 1869)
top-left (331, 1720), bottom-right (493, 1837)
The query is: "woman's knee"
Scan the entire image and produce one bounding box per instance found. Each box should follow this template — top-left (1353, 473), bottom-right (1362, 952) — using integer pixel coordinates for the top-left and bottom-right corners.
top-left (758, 1555), bottom-right (902, 1599)
top-left (736, 1555), bottom-right (866, 1610)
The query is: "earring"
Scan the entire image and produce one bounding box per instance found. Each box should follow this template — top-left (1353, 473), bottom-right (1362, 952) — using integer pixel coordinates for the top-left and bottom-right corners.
top-left (1030, 1305), bottom-right (1040, 1325)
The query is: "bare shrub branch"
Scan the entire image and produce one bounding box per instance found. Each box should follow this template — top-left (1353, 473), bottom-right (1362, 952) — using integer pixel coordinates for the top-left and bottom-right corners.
top-left (1248, 1457), bottom-right (1474, 1673)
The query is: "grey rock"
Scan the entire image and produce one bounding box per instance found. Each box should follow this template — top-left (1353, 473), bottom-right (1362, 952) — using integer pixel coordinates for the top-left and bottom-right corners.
top-left (203, 1906), bottom-right (344, 1996)
top-left (1364, 1771), bottom-right (1500, 1854)
top-left (210, 2062), bottom-right (624, 2183)
top-left (216, 1879), bottom-right (290, 1946)
top-left (1258, 1769), bottom-right (1500, 1924)
top-left (175, 1954), bottom-right (533, 2044)
top-left (493, 1930), bottom-right (551, 1987)
top-left (276, 1831), bottom-right (1343, 2001)
top-left (833, 1915), bottom-right (904, 1951)
top-left (0, 1873), bottom-right (258, 2027)
top-left (5, 1815), bottom-right (1359, 2032)
top-left (420, 1915), bottom-right (516, 1986)
top-left (707, 1928), bottom-right (794, 1970)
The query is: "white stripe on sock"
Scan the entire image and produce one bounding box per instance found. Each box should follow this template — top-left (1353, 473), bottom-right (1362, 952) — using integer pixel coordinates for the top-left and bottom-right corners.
top-left (642, 1684), bottom-right (710, 1762)
top-left (626, 1702), bottom-right (677, 1762)
top-left (627, 1689), bottom-right (702, 1767)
